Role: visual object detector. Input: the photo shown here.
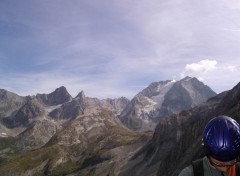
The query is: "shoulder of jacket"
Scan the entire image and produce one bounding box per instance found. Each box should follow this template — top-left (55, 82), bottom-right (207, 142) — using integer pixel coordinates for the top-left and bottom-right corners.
top-left (178, 165), bottom-right (194, 176)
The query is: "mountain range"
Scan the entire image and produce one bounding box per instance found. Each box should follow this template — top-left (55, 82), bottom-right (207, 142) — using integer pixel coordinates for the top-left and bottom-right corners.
top-left (119, 82), bottom-right (240, 176)
top-left (0, 76), bottom-right (221, 175)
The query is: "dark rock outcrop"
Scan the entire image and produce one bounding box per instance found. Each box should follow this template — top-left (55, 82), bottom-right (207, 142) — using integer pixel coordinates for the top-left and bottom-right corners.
top-left (36, 86), bottom-right (72, 106)
top-left (2, 99), bottom-right (45, 128)
top-left (49, 99), bottom-right (86, 121)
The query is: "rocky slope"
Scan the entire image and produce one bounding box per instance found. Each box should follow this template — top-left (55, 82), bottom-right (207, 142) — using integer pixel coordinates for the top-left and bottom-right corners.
top-left (0, 86), bottom-right (132, 175)
top-left (2, 98), bottom-right (45, 128)
top-left (119, 83), bottom-right (239, 176)
top-left (119, 76), bottom-right (216, 131)
top-left (0, 109), bottom-right (151, 176)
top-left (48, 91), bottom-right (129, 121)
top-left (0, 89), bottom-right (25, 118)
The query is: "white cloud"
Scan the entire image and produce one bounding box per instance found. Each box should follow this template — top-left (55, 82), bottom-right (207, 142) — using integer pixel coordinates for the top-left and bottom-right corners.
top-left (226, 65), bottom-right (237, 72)
top-left (180, 60), bottom-right (240, 93)
top-left (185, 59), bottom-right (217, 73)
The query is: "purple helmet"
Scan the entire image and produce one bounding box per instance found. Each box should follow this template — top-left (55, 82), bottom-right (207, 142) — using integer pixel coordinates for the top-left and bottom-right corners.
top-left (203, 115), bottom-right (240, 162)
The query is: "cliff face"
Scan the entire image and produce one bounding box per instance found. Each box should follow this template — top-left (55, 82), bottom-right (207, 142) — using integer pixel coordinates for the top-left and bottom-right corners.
top-left (0, 89), bottom-right (25, 117)
top-left (119, 83), bottom-right (239, 176)
top-left (2, 98), bottom-right (45, 128)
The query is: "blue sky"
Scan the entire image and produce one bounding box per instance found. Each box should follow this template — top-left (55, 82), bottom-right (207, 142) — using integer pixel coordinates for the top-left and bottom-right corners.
top-left (1, 0), bottom-right (240, 99)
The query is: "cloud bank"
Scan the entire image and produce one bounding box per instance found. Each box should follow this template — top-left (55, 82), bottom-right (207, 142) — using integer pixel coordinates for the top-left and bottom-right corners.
top-left (185, 60), bottom-right (217, 73)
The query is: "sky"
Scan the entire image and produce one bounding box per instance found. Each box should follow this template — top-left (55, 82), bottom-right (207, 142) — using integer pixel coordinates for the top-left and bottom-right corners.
top-left (1, 0), bottom-right (240, 99)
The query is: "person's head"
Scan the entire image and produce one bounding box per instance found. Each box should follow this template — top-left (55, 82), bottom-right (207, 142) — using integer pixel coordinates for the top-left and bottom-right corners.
top-left (202, 115), bottom-right (240, 171)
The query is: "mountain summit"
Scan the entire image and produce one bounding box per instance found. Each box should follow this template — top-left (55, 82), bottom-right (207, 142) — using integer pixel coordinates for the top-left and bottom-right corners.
top-left (36, 86), bottom-right (72, 106)
top-left (119, 77), bottom-right (216, 131)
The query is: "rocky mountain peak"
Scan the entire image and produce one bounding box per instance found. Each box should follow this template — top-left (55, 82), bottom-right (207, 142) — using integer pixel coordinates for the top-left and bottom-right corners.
top-left (119, 77), bottom-right (216, 131)
top-left (176, 77), bottom-right (216, 105)
top-left (181, 76), bottom-right (192, 81)
top-left (140, 80), bottom-right (174, 98)
top-left (0, 89), bottom-right (22, 101)
top-left (52, 86), bottom-right (67, 94)
top-left (179, 76), bottom-right (201, 86)
top-left (0, 89), bottom-right (25, 117)
top-left (0, 89), bottom-right (10, 99)
top-left (116, 96), bottom-right (130, 104)
top-left (76, 90), bottom-right (86, 100)
top-left (48, 86), bottom-right (72, 103)
top-left (36, 86), bottom-right (72, 106)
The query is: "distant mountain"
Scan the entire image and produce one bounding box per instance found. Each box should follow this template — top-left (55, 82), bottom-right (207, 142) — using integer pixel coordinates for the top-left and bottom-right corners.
top-left (0, 89), bottom-right (25, 118)
top-left (2, 98), bottom-right (45, 128)
top-left (0, 87), bottom-right (131, 164)
top-left (36, 86), bottom-right (72, 106)
top-left (49, 90), bottom-right (129, 121)
top-left (100, 97), bottom-right (130, 116)
top-left (119, 76), bottom-right (216, 131)
top-left (119, 83), bottom-right (240, 176)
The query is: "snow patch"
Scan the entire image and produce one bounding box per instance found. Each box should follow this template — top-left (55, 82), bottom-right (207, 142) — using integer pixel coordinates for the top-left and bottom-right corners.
top-left (0, 132), bottom-right (7, 137)
top-left (45, 104), bottom-right (62, 113)
top-left (136, 81), bottom-right (175, 117)
top-left (153, 81), bottom-right (175, 107)
top-left (142, 97), bottom-right (157, 114)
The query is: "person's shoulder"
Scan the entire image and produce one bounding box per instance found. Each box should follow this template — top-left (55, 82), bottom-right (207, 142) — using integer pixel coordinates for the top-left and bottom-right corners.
top-left (178, 165), bottom-right (194, 176)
